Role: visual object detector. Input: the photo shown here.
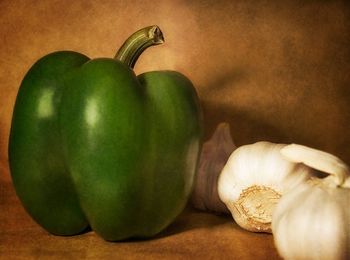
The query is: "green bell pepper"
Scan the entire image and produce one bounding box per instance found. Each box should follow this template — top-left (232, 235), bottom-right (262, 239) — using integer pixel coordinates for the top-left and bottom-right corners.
top-left (8, 26), bottom-right (202, 241)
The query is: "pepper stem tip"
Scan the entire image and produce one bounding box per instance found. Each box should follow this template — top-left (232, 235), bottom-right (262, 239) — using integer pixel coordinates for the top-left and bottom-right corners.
top-left (115, 25), bottom-right (165, 69)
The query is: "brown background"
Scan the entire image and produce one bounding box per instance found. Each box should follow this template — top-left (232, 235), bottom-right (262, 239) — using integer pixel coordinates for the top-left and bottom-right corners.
top-left (1, 0), bottom-right (349, 259)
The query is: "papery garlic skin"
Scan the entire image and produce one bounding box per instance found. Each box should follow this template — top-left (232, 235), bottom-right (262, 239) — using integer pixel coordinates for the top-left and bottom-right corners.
top-left (272, 183), bottom-right (349, 260)
top-left (272, 144), bottom-right (350, 260)
top-left (191, 123), bottom-right (235, 213)
top-left (218, 142), bottom-right (312, 232)
top-left (281, 144), bottom-right (349, 187)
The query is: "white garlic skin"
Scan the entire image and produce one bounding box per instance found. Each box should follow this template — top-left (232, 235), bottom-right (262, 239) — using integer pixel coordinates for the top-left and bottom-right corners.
top-left (218, 141), bottom-right (311, 232)
top-left (272, 144), bottom-right (350, 260)
top-left (272, 182), bottom-right (350, 260)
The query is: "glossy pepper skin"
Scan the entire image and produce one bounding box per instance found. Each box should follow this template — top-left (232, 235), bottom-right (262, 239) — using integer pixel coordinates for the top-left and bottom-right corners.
top-left (8, 26), bottom-right (202, 241)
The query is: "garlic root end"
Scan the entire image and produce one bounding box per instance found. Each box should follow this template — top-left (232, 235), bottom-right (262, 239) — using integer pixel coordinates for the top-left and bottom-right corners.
top-left (229, 185), bottom-right (281, 233)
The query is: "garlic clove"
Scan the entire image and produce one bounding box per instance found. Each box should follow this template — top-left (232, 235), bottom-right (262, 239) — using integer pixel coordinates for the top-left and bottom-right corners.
top-left (191, 122), bottom-right (235, 213)
top-left (218, 141), bottom-right (312, 233)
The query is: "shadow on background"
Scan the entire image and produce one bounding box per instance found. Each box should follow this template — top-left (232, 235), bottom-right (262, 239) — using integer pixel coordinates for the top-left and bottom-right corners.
top-left (202, 100), bottom-right (289, 146)
top-left (198, 66), bottom-right (289, 145)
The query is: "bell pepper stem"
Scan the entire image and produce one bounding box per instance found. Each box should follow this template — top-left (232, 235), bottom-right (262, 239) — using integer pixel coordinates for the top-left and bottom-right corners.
top-left (115, 25), bottom-right (164, 69)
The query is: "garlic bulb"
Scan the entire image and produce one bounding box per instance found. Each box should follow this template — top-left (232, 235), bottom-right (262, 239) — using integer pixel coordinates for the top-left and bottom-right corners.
top-left (218, 142), bottom-right (312, 232)
top-left (272, 144), bottom-right (350, 260)
top-left (191, 122), bottom-right (235, 213)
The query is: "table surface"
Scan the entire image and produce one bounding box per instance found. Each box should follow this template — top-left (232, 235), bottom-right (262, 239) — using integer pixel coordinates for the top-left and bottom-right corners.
top-left (0, 165), bottom-right (281, 260)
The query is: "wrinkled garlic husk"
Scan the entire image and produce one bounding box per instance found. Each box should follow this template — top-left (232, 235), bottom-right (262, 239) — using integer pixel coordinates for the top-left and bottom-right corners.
top-left (272, 144), bottom-right (350, 260)
top-left (218, 142), bottom-right (312, 232)
top-left (191, 122), bottom-right (235, 213)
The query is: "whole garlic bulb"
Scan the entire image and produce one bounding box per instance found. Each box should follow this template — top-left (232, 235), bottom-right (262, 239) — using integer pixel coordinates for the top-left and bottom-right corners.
top-left (191, 122), bottom-right (235, 213)
top-left (218, 142), bottom-right (312, 232)
top-left (272, 144), bottom-right (350, 260)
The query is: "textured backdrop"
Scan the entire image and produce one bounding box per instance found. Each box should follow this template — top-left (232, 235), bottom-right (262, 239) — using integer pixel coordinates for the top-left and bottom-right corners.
top-left (1, 1), bottom-right (350, 180)
top-left (0, 0), bottom-right (350, 258)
